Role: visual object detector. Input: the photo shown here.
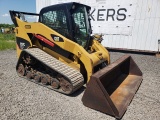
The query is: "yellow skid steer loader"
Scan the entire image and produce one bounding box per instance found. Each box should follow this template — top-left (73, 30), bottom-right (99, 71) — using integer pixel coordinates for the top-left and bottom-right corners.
top-left (10, 2), bottom-right (142, 119)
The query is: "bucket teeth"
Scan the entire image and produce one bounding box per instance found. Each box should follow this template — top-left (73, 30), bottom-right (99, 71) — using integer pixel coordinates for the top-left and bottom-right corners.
top-left (82, 55), bottom-right (143, 119)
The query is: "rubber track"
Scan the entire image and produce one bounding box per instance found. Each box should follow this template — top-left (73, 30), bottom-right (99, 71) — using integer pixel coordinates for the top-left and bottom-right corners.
top-left (23, 48), bottom-right (84, 94)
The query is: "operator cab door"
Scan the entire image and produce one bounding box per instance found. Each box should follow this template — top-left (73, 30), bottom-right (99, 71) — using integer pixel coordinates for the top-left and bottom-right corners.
top-left (71, 5), bottom-right (91, 49)
top-left (39, 3), bottom-right (91, 50)
top-left (39, 5), bottom-right (72, 40)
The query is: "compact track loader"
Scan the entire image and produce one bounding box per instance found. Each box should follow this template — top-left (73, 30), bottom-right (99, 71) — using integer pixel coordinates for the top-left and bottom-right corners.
top-left (10, 2), bottom-right (143, 119)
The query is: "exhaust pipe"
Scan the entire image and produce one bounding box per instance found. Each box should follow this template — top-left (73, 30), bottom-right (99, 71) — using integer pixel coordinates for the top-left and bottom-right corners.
top-left (82, 55), bottom-right (143, 119)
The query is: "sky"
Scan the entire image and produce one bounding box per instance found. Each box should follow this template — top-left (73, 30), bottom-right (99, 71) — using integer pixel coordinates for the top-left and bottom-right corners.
top-left (0, 0), bottom-right (36, 24)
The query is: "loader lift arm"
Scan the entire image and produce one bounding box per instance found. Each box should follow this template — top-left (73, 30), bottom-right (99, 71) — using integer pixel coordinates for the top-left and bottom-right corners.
top-left (9, 10), bottom-right (39, 27)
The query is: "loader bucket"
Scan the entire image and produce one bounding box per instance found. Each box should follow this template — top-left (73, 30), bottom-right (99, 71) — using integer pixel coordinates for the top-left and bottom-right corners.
top-left (82, 55), bottom-right (143, 119)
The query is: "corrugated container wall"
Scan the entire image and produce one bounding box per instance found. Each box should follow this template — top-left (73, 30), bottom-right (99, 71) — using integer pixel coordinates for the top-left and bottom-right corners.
top-left (36, 0), bottom-right (160, 52)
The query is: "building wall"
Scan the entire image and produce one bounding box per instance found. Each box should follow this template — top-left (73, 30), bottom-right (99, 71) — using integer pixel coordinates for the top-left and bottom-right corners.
top-left (36, 0), bottom-right (160, 52)
top-left (102, 0), bottom-right (160, 52)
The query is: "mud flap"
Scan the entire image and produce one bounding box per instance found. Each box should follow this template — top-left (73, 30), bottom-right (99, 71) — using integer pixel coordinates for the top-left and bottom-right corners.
top-left (82, 55), bottom-right (143, 119)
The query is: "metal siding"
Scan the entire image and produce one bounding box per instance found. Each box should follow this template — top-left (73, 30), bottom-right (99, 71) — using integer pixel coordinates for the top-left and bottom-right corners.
top-left (151, 19), bottom-right (160, 51)
top-left (156, 0), bottom-right (160, 17)
top-left (36, 0), bottom-right (160, 52)
top-left (89, 1), bottom-right (137, 35)
top-left (102, 0), bottom-right (160, 52)
top-left (138, 19), bottom-right (145, 50)
top-left (36, 0), bottom-right (51, 13)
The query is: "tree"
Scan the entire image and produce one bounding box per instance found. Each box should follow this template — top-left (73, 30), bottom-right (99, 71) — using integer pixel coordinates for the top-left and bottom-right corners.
top-left (0, 24), bottom-right (14, 28)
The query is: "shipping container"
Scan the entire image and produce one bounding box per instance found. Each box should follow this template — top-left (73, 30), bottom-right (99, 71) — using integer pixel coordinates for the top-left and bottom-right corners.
top-left (36, 0), bottom-right (160, 52)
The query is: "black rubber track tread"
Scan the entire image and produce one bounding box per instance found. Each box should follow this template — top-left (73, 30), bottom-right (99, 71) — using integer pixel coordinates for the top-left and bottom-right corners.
top-left (18, 48), bottom-right (84, 95)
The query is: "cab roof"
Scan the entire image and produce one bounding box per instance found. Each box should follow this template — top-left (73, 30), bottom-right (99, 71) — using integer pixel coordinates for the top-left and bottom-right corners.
top-left (40, 2), bottom-right (91, 14)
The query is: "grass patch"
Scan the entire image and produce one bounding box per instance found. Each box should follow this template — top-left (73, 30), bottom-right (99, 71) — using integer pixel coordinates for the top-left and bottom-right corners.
top-left (0, 33), bottom-right (16, 50)
top-left (0, 41), bottom-right (16, 50)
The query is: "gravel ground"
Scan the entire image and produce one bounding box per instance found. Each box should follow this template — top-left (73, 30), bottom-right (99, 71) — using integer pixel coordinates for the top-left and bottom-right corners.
top-left (0, 50), bottom-right (160, 120)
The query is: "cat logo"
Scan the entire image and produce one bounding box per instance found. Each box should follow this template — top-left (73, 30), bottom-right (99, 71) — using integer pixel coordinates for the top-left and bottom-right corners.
top-left (54, 37), bottom-right (59, 42)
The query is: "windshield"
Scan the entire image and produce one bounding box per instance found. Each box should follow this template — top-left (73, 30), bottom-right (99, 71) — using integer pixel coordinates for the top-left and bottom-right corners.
top-left (42, 10), bottom-right (69, 38)
top-left (72, 6), bottom-right (90, 48)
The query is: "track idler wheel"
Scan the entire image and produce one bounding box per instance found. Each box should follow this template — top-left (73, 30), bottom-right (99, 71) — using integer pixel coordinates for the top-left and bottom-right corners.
top-left (59, 78), bottom-right (72, 92)
top-left (41, 74), bottom-right (49, 85)
top-left (51, 78), bottom-right (59, 89)
top-left (33, 72), bottom-right (41, 83)
top-left (34, 74), bottom-right (41, 83)
top-left (17, 64), bottom-right (25, 76)
top-left (26, 71), bottom-right (32, 79)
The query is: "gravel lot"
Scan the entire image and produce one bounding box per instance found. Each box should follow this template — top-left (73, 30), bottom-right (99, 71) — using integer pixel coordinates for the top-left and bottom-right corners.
top-left (0, 50), bottom-right (160, 120)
